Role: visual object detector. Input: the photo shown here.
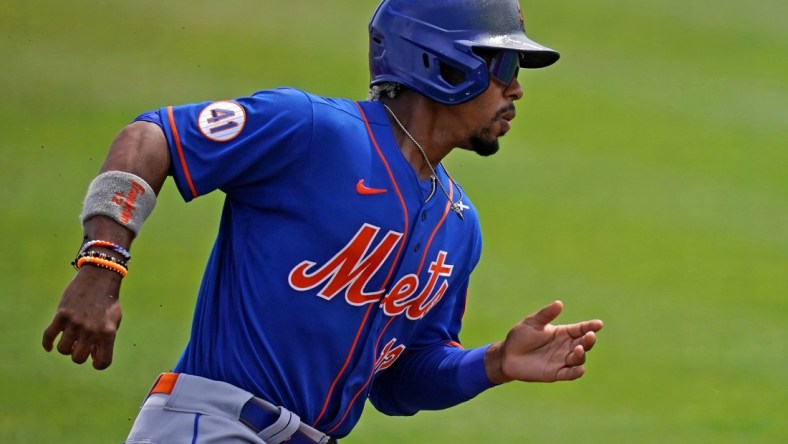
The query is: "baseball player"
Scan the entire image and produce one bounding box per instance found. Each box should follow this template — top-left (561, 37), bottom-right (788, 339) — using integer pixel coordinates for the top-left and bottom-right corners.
top-left (42, 1), bottom-right (604, 442)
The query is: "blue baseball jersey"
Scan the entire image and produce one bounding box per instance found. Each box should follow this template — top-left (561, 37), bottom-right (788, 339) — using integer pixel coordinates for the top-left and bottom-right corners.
top-left (144, 88), bottom-right (493, 437)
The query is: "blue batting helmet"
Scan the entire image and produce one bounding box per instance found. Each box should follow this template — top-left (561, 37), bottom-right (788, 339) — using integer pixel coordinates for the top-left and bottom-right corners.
top-left (369, 0), bottom-right (560, 104)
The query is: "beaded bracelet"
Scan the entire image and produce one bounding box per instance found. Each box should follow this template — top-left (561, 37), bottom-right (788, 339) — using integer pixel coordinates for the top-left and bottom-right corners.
top-left (74, 250), bottom-right (129, 269)
top-left (75, 255), bottom-right (128, 278)
top-left (79, 239), bottom-right (131, 261)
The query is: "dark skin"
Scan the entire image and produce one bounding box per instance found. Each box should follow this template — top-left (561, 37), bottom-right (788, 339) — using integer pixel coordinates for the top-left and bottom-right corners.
top-left (42, 122), bottom-right (169, 369)
top-left (44, 69), bottom-right (603, 382)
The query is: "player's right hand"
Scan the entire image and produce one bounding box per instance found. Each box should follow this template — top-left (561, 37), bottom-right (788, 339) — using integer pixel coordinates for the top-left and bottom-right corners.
top-left (42, 266), bottom-right (123, 370)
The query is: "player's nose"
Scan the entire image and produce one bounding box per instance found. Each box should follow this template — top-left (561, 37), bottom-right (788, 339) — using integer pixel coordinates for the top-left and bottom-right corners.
top-left (507, 77), bottom-right (524, 101)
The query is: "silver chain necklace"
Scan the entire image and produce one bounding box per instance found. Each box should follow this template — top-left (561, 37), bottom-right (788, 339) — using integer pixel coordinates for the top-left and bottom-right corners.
top-left (383, 103), bottom-right (466, 220)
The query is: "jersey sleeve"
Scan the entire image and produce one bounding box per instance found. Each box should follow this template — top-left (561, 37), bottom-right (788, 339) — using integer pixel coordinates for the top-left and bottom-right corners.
top-left (156, 88), bottom-right (314, 201)
top-left (368, 228), bottom-right (495, 415)
top-left (368, 343), bottom-right (494, 415)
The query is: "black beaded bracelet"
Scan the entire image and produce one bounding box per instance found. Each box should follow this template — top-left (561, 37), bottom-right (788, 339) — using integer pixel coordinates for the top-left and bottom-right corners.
top-left (72, 250), bottom-right (129, 272)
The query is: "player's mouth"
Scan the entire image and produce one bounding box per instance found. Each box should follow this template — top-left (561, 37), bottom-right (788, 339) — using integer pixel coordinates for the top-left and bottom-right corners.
top-left (497, 107), bottom-right (516, 134)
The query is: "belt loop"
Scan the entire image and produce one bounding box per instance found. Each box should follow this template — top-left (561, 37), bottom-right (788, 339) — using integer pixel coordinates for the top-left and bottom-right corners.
top-left (149, 373), bottom-right (179, 396)
top-left (257, 405), bottom-right (301, 444)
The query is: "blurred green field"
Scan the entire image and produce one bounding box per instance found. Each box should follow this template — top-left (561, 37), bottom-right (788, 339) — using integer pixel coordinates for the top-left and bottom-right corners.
top-left (3, 0), bottom-right (786, 442)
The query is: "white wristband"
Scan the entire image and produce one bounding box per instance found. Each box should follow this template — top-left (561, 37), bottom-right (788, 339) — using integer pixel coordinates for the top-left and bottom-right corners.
top-left (81, 171), bottom-right (156, 236)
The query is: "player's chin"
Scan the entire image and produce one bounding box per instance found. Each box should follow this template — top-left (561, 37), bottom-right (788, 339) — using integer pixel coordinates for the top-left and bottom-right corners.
top-left (469, 134), bottom-right (500, 157)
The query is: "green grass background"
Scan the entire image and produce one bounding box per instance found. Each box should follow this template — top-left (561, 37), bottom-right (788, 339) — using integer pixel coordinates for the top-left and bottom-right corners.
top-left (3, 0), bottom-right (786, 442)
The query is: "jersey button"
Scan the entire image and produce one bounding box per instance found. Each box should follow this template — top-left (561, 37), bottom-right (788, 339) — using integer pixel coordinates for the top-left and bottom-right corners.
top-left (421, 211), bottom-right (427, 221)
top-left (413, 242), bottom-right (421, 252)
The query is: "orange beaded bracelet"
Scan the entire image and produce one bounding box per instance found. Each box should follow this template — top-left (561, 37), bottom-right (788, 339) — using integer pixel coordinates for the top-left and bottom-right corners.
top-left (75, 255), bottom-right (128, 278)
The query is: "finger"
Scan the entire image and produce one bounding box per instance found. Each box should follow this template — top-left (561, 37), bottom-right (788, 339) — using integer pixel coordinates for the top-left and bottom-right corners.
top-left (565, 345), bottom-right (586, 367)
top-left (565, 319), bottom-right (604, 338)
top-left (91, 331), bottom-right (116, 370)
top-left (581, 331), bottom-right (597, 351)
top-left (56, 326), bottom-right (79, 356)
top-left (525, 300), bottom-right (563, 328)
top-left (71, 333), bottom-right (94, 364)
top-left (42, 318), bottom-right (66, 352)
top-left (557, 365), bottom-right (585, 381)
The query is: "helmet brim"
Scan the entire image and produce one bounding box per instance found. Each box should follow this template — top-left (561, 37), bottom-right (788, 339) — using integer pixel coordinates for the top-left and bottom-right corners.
top-left (474, 34), bottom-right (560, 68)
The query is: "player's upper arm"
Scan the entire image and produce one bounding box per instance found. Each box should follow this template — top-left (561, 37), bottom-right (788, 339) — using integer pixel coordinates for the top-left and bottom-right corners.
top-left (155, 88), bottom-right (315, 201)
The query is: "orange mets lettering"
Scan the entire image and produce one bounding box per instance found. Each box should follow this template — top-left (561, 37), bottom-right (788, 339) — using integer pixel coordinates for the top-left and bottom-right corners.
top-left (288, 224), bottom-right (403, 305)
top-left (288, 223), bottom-right (454, 319)
top-left (381, 251), bottom-right (452, 320)
top-left (111, 180), bottom-right (146, 224)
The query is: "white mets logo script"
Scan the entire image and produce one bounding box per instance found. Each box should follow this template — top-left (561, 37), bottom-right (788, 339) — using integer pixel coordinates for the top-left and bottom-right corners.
top-left (288, 223), bottom-right (454, 320)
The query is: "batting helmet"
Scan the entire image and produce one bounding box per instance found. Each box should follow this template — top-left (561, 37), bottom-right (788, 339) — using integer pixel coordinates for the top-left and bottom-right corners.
top-left (369, 0), bottom-right (560, 104)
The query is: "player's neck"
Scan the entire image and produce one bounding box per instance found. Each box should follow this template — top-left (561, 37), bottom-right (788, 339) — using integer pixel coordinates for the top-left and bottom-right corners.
top-left (381, 96), bottom-right (453, 180)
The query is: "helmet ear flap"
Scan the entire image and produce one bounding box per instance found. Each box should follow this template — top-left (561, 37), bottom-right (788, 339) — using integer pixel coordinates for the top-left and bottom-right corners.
top-left (438, 61), bottom-right (466, 87)
top-left (420, 51), bottom-right (461, 88)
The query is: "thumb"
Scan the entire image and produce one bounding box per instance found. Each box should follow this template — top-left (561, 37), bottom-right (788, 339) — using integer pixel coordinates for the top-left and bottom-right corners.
top-left (525, 300), bottom-right (563, 328)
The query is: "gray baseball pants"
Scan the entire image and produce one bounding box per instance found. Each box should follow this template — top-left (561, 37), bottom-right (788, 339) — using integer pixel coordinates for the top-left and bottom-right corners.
top-left (124, 373), bottom-right (334, 444)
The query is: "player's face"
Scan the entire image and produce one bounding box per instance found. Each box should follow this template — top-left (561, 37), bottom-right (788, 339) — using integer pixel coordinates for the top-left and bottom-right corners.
top-left (456, 54), bottom-right (524, 157)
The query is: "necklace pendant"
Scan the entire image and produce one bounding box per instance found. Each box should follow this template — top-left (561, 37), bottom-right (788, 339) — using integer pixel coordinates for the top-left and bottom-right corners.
top-left (452, 202), bottom-right (465, 220)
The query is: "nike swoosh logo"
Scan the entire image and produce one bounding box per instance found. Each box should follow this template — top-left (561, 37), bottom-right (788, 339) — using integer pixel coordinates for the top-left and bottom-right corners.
top-left (356, 179), bottom-right (387, 195)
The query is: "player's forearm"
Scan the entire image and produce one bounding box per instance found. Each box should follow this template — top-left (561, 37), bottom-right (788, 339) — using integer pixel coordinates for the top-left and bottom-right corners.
top-left (82, 121), bottom-right (171, 246)
top-left (99, 121), bottom-right (171, 194)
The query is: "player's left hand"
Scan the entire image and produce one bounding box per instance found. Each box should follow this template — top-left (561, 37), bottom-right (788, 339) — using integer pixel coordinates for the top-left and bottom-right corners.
top-left (485, 300), bottom-right (603, 384)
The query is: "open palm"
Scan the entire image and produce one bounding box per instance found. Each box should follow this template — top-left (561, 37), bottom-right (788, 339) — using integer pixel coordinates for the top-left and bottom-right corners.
top-left (487, 300), bottom-right (603, 384)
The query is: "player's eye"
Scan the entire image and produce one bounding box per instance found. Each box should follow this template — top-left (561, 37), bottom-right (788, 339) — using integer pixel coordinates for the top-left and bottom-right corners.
top-left (487, 50), bottom-right (521, 86)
